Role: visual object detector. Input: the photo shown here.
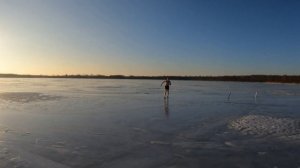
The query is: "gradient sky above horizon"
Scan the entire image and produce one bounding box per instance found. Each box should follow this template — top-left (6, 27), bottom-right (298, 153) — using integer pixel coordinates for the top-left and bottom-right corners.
top-left (0, 0), bottom-right (299, 76)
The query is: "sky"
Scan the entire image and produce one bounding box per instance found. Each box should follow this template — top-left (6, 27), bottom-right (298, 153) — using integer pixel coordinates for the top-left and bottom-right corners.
top-left (0, 0), bottom-right (299, 76)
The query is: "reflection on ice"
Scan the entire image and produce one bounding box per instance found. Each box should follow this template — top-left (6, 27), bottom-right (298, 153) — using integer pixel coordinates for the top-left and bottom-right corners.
top-left (163, 98), bottom-right (169, 118)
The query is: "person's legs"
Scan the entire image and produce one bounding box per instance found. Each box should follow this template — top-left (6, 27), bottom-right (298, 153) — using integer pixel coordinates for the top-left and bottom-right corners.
top-left (165, 89), bottom-right (169, 98)
top-left (164, 85), bottom-right (169, 98)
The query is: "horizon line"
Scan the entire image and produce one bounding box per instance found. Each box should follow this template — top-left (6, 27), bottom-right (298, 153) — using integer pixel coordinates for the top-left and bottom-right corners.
top-left (0, 73), bottom-right (299, 77)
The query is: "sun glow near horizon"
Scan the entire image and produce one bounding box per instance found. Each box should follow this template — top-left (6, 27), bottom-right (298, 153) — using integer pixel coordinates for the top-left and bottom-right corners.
top-left (1, 0), bottom-right (299, 76)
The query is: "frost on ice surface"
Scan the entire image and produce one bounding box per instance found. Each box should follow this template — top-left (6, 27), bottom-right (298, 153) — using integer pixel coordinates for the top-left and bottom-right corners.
top-left (229, 115), bottom-right (300, 138)
top-left (0, 92), bottom-right (61, 103)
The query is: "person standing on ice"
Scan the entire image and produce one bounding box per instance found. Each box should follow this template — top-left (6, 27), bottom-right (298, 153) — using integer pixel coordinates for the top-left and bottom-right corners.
top-left (161, 77), bottom-right (171, 98)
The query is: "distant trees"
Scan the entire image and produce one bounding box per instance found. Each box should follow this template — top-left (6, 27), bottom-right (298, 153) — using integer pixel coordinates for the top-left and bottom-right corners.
top-left (0, 74), bottom-right (299, 83)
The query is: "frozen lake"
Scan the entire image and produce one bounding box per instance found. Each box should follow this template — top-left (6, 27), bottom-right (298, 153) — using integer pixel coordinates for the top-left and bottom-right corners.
top-left (0, 78), bottom-right (299, 168)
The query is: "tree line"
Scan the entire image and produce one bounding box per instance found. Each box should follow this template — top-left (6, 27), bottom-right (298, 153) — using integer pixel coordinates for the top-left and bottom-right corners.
top-left (0, 74), bottom-right (300, 83)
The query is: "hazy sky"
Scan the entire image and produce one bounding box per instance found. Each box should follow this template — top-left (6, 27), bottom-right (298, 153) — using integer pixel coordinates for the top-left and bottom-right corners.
top-left (1, 0), bottom-right (299, 76)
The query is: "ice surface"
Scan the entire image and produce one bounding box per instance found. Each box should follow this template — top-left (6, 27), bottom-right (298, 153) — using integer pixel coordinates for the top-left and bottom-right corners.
top-left (0, 78), bottom-right (299, 168)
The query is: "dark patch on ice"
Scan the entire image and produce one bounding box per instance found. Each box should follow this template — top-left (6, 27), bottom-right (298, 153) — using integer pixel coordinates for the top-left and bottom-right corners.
top-left (0, 92), bottom-right (62, 103)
